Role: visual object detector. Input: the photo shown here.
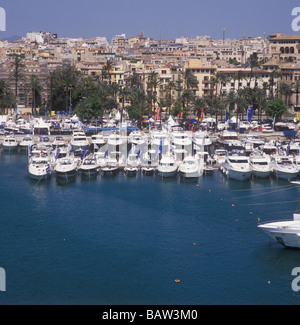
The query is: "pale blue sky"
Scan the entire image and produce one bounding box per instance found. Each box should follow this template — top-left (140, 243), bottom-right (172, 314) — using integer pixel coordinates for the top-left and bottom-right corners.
top-left (0, 0), bottom-right (300, 41)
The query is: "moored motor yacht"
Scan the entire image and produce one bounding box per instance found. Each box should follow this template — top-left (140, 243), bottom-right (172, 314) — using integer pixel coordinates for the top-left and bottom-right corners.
top-left (19, 136), bottom-right (34, 151)
top-left (28, 154), bottom-right (52, 180)
top-left (157, 154), bottom-right (178, 178)
top-left (249, 151), bottom-right (272, 178)
top-left (258, 213), bottom-right (300, 248)
top-left (2, 136), bottom-right (18, 152)
top-left (90, 133), bottom-right (106, 151)
top-left (221, 147), bottom-right (252, 181)
top-left (271, 155), bottom-right (299, 180)
top-left (55, 154), bottom-right (78, 179)
top-left (79, 154), bottom-right (100, 177)
top-left (178, 155), bottom-right (202, 179)
top-left (70, 131), bottom-right (89, 151)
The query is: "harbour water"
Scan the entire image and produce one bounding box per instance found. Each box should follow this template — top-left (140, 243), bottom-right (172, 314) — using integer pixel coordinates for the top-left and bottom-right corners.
top-left (1, 149), bottom-right (300, 305)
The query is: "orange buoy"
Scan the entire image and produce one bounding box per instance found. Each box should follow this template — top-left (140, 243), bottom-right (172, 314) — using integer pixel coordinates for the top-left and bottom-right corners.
top-left (174, 279), bottom-right (181, 283)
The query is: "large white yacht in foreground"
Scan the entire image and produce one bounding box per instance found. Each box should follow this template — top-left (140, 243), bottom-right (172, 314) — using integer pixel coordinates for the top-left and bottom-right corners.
top-left (258, 213), bottom-right (300, 249)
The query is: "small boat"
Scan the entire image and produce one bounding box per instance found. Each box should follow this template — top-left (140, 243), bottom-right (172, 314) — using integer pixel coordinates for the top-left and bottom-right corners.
top-left (124, 165), bottom-right (138, 176)
top-left (19, 136), bottom-right (34, 151)
top-left (141, 165), bottom-right (155, 175)
top-left (157, 154), bottom-right (178, 178)
top-left (79, 154), bottom-right (99, 177)
top-left (55, 155), bottom-right (78, 179)
top-left (258, 213), bottom-right (300, 249)
top-left (178, 155), bottom-right (202, 179)
top-left (102, 156), bottom-right (119, 175)
top-left (2, 136), bottom-right (18, 152)
top-left (28, 154), bottom-right (52, 180)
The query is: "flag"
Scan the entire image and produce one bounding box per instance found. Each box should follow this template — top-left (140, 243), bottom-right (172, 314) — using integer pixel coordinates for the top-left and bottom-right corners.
top-left (104, 149), bottom-right (108, 158)
top-left (55, 149), bottom-right (61, 160)
top-left (180, 111), bottom-right (183, 124)
top-left (225, 110), bottom-right (229, 122)
top-left (81, 149), bottom-right (87, 160)
top-left (247, 106), bottom-right (253, 122)
top-left (200, 108), bottom-right (204, 123)
top-left (159, 137), bottom-right (164, 153)
top-left (137, 149), bottom-right (141, 159)
top-left (154, 107), bottom-right (160, 126)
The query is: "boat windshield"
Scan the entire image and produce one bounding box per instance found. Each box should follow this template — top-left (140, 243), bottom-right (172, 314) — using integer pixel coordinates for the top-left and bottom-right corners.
top-left (253, 161), bottom-right (268, 165)
top-left (229, 159), bottom-right (248, 163)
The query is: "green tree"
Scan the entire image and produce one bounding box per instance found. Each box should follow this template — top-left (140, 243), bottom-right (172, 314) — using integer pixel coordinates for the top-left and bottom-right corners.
top-left (265, 98), bottom-right (288, 120)
top-left (75, 96), bottom-right (103, 122)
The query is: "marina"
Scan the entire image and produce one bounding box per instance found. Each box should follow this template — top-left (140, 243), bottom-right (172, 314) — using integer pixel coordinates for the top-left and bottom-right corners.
top-left (1, 116), bottom-right (300, 305)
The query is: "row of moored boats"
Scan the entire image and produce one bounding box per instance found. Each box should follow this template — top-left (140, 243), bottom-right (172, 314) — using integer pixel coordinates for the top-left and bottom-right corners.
top-left (2, 128), bottom-right (300, 182)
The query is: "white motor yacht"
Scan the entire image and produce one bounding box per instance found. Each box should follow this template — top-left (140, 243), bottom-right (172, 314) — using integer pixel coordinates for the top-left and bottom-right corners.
top-left (28, 154), bottom-right (52, 180)
top-left (249, 151), bottom-right (272, 178)
top-left (102, 157), bottom-right (119, 175)
top-left (212, 148), bottom-right (228, 166)
top-left (2, 136), bottom-right (18, 152)
top-left (19, 136), bottom-right (34, 151)
top-left (79, 154), bottom-right (100, 177)
top-left (271, 155), bottom-right (299, 180)
top-left (221, 149), bottom-right (252, 181)
top-left (260, 140), bottom-right (277, 156)
top-left (217, 130), bottom-right (239, 147)
top-left (128, 130), bottom-right (146, 147)
top-left (193, 130), bottom-right (212, 151)
top-left (157, 154), bottom-right (178, 178)
top-left (258, 213), bottom-right (300, 248)
top-left (70, 131), bottom-right (89, 151)
top-left (178, 155), bottom-right (202, 179)
top-left (91, 133), bottom-right (106, 151)
top-left (107, 133), bottom-right (124, 147)
top-left (55, 155), bottom-right (78, 179)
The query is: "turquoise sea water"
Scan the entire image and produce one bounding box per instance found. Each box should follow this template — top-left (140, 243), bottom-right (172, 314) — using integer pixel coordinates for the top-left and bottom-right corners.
top-left (1, 150), bottom-right (300, 305)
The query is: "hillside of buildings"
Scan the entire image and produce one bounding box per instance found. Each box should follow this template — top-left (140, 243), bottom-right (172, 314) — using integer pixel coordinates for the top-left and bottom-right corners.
top-left (0, 31), bottom-right (300, 123)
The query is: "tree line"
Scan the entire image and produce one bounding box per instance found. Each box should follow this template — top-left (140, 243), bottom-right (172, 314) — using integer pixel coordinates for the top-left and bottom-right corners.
top-left (0, 54), bottom-right (298, 125)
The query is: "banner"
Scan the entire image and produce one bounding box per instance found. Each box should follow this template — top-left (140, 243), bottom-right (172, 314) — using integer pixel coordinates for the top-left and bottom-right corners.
top-left (247, 106), bottom-right (253, 122)
top-left (200, 108), bottom-right (204, 123)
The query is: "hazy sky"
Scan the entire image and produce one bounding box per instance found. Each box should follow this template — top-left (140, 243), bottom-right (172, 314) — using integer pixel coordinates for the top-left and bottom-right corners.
top-left (1, 0), bottom-right (300, 41)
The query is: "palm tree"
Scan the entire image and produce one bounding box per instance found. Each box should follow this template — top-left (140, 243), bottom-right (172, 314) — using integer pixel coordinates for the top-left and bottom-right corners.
top-left (101, 60), bottom-right (114, 84)
top-left (214, 72), bottom-right (229, 96)
top-left (183, 69), bottom-right (198, 90)
top-left (26, 75), bottom-right (42, 115)
top-left (9, 54), bottom-right (25, 106)
top-left (293, 79), bottom-right (300, 108)
top-left (233, 70), bottom-right (246, 91)
top-left (279, 82), bottom-right (293, 105)
top-left (0, 79), bottom-right (16, 114)
top-left (118, 86), bottom-right (131, 124)
top-left (245, 55), bottom-right (261, 87)
top-left (147, 70), bottom-right (162, 120)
